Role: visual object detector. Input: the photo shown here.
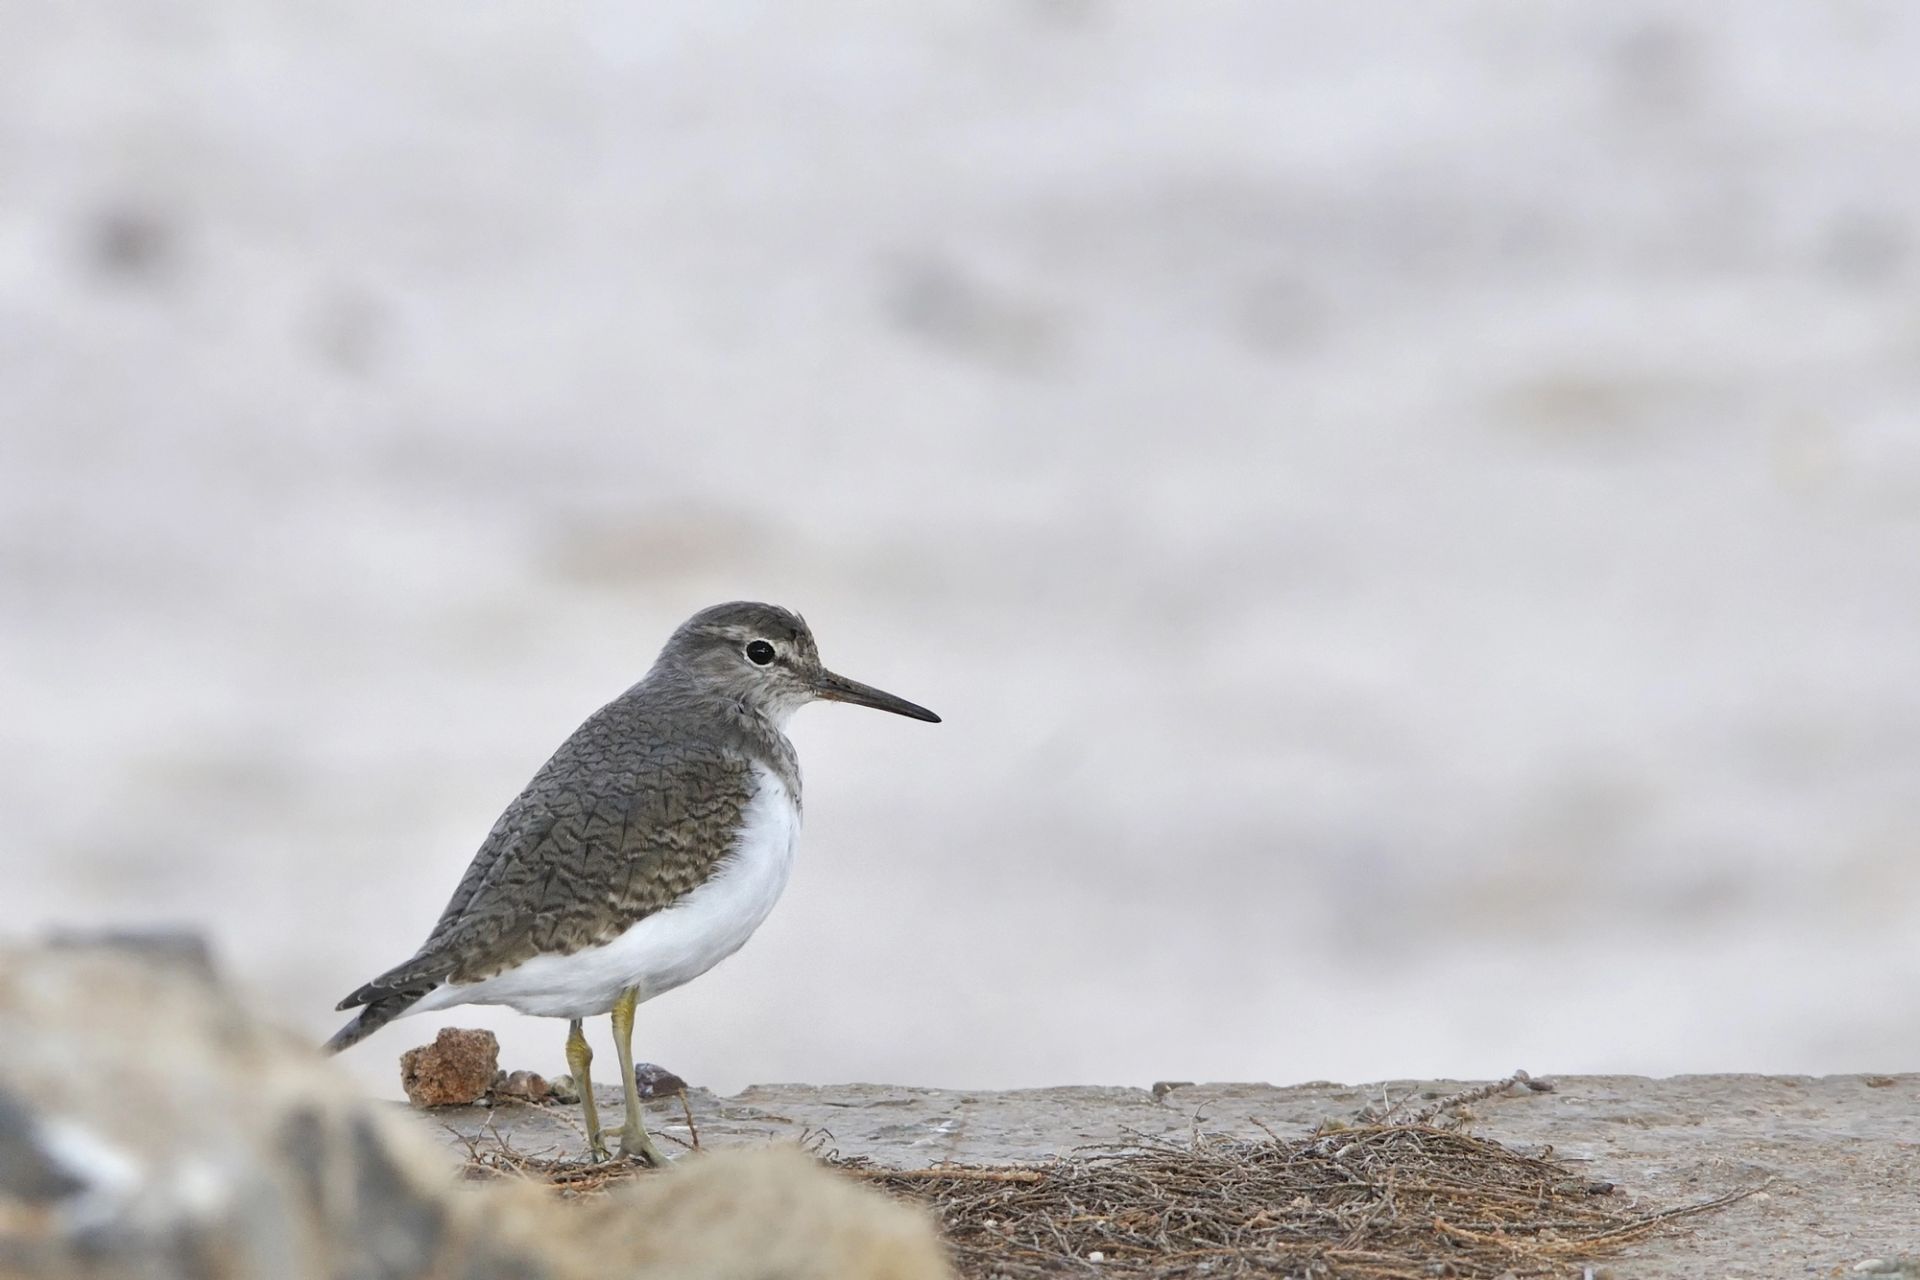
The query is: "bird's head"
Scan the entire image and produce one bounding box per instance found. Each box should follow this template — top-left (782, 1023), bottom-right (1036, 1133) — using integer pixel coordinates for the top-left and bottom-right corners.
top-left (657, 601), bottom-right (941, 727)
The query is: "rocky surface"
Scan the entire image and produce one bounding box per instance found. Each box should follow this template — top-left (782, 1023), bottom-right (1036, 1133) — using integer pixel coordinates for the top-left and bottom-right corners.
top-left (433, 1071), bottom-right (1920, 1278)
top-left (4, 939), bottom-right (1915, 1279)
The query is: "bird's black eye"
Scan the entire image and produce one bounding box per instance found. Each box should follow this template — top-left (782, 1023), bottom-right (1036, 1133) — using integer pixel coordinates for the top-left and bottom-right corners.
top-left (746, 640), bottom-right (776, 666)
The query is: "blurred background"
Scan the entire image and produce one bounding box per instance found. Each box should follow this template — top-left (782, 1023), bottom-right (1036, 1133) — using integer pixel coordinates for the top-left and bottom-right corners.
top-left (4, 2), bottom-right (1919, 1098)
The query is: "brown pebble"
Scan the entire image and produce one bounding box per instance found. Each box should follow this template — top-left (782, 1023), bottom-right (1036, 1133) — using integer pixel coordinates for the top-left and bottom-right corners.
top-left (399, 1028), bottom-right (499, 1107)
top-left (494, 1069), bottom-right (551, 1104)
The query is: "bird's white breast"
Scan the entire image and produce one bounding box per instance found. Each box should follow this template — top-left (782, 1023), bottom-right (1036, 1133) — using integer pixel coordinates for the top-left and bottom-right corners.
top-left (415, 767), bottom-right (801, 1020)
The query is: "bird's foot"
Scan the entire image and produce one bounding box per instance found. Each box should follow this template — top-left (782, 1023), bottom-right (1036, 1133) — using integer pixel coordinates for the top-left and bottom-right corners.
top-left (619, 1125), bottom-right (669, 1168)
top-left (586, 1131), bottom-right (613, 1163)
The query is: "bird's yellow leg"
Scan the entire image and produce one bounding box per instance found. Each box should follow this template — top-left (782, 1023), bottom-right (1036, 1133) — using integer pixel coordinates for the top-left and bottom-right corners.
top-left (565, 1018), bottom-right (610, 1162)
top-left (610, 988), bottom-right (668, 1166)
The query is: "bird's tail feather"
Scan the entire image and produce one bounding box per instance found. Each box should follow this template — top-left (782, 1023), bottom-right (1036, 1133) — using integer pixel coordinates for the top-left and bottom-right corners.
top-left (322, 991), bottom-right (425, 1055)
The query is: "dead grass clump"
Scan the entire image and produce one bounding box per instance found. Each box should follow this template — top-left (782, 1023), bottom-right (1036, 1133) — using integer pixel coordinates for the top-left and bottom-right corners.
top-left (841, 1124), bottom-right (1754, 1279)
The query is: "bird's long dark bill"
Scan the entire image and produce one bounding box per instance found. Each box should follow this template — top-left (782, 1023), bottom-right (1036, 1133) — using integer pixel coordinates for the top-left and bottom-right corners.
top-left (814, 670), bottom-right (941, 722)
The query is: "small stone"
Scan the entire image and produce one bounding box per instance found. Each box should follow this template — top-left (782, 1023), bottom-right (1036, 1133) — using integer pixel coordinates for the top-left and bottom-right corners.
top-left (399, 1028), bottom-right (499, 1108)
top-left (1150, 1080), bottom-right (1193, 1102)
top-left (493, 1070), bottom-right (550, 1104)
top-left (634, 1062), bottom-right (689, 1099)
top-left (546, 1074), bottom-right (581, 1104)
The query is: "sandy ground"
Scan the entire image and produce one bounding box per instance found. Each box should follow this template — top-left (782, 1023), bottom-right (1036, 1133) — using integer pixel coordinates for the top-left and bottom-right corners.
top-left (434, 1073), bottom-right (1920, 1278)
top-left (4, 4), bottom-right (1920, 1096)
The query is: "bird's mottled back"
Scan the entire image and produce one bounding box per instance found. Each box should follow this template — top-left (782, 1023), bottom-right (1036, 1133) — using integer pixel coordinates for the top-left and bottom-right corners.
top-left (416, 691), bottom-right (781, 979)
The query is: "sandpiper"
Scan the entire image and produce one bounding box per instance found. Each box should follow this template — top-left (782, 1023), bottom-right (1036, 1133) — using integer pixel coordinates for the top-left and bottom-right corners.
top-left (324, 602), bottom-right (939, 1164)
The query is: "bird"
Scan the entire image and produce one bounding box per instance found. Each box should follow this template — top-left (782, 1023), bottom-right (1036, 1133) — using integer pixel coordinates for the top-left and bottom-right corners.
top-left (323, 602), bottom-right (940, 1164)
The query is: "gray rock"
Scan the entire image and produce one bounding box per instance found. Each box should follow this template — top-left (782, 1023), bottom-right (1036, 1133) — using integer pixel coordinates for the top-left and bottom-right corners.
top-left (0, 941), bottom-right (950, 1280)
top-left (0, 1088), bottom-right (87, 1203)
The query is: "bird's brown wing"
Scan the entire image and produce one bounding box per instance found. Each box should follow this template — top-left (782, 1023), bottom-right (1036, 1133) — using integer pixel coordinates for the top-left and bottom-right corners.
top-left (335, 718), bottom-right (758, 1012)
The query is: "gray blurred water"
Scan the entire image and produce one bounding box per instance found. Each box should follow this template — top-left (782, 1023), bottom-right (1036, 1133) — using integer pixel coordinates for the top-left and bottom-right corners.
top-left (4, 2), bottom-right (1919, 1097)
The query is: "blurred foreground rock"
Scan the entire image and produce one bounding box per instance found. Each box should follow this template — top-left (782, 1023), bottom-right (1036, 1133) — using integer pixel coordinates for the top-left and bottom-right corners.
top-left (0, 941), bottom-right (951, 1280)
